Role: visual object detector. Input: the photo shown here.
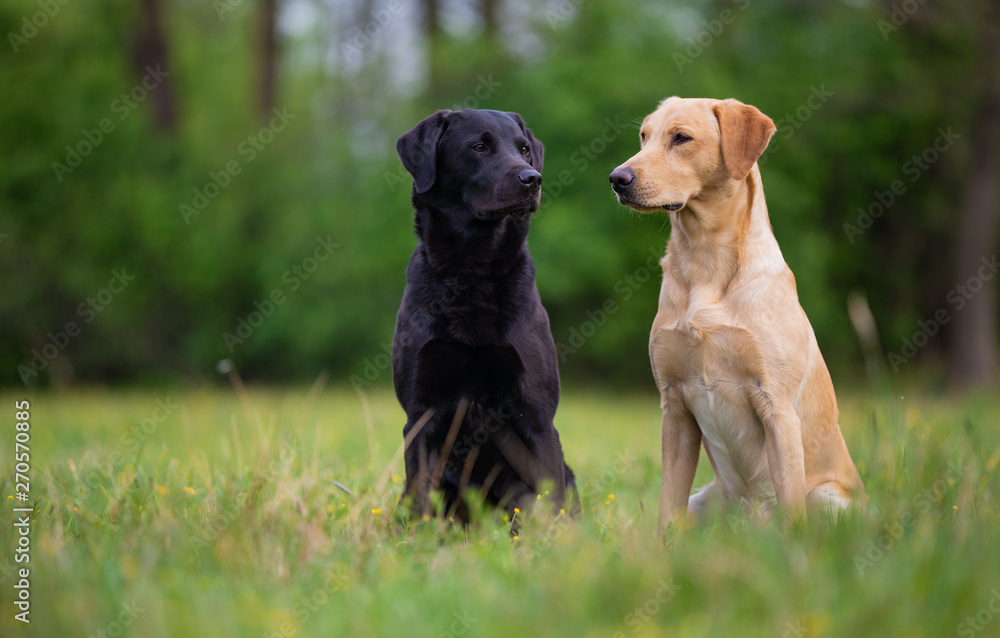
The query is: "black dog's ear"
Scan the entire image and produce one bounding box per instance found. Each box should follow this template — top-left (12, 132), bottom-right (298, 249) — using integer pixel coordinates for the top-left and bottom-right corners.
top-left (505, 111), bottom-right (544, 173)
top-left (396, 110), bottom-right (451, 194)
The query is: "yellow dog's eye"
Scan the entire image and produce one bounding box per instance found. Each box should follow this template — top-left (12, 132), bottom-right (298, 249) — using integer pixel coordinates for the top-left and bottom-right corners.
top-left (673, 132), bottom-right (692, 145)
top-left (471, 143), bottom-right (486, 152)
top-left (640, 131), bottom-right (646, 143)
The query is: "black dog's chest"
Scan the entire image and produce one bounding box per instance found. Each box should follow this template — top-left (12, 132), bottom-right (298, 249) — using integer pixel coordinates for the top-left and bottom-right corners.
top-left (415, 339), bottom-right (524, 402)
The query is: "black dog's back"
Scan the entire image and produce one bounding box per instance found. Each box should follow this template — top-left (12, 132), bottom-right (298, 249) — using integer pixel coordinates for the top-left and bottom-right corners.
top-left (392, 109), bottom-right (577, 521)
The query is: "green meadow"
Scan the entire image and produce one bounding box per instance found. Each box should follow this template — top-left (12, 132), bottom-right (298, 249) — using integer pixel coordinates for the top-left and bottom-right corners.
top-left (2, 382), bottom-right (999, 637)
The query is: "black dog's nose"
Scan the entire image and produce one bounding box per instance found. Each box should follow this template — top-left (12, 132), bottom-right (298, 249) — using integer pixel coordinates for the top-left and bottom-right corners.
top-left (609, 167), bottom-right (635, 191)
top-left (518, 168), bottom-right (542, 187)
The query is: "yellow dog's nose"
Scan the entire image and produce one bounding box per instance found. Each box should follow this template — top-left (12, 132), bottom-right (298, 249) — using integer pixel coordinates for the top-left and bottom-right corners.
top-left (609, 166), bottom-right (635, 192)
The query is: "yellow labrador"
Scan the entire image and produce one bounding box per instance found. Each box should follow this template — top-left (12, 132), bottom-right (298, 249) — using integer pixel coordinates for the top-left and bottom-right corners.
top-left (609, 97), bottom-right (863, 530)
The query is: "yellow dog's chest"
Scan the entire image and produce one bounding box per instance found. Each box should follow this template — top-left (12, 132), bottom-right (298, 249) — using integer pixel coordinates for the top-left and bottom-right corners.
top-left (651, 305), bottom-right (774, 499)
top-left (651, 296), bottom-right (766, 387)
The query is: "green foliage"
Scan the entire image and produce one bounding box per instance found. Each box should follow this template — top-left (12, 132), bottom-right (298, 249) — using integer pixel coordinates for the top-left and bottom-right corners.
top-left (0, 0), bottom-right (993, 386)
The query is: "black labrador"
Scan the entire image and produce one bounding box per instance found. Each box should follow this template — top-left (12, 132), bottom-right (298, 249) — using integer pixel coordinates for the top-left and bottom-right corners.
top-left (393, 109), bottom-right (577, 523)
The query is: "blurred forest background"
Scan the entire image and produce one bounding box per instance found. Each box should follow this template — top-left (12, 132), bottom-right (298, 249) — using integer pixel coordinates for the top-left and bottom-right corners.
top-left (1, 0), bottom-right (998, 390)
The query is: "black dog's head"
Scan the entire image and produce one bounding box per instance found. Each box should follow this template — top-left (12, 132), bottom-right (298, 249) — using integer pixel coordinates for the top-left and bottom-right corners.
top-left (396, 109), bottom-right (545, 220)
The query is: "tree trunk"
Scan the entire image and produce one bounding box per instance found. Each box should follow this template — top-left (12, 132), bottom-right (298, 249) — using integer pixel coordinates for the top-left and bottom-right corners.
top-left (421, 0), bottom-right (442, 96)
top-left (133, 0), bottom-right (176, 131)
top-left (483, 0), bottom-right (500, 39)
top-left (947, 0), bottom-right (1000, 388)
top-left (259, 0), bottom-right (278, 118)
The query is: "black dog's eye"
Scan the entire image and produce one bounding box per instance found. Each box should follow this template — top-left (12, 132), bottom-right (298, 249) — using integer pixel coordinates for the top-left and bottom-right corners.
top-left (520, 145), bottom-right (531, 157)
top-left (672, 132), bottom-right (693, 145)
top-left (471, 143), bottom-right (487, 153)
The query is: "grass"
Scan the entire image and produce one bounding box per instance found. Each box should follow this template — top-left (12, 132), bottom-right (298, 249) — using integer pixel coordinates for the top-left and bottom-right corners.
top-left (1, 379), bottom-right (999, 638)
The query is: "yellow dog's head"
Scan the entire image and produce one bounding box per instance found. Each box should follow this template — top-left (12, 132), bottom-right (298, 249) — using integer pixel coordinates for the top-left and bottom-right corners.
top-left (610, 97), bottom-right (775, 212)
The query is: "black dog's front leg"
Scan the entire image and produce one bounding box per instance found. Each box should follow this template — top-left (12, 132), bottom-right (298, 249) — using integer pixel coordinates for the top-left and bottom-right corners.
top-left (492, 423), bottom-right (571, 512)
top-left (530, 426), bottom-right (574, 511)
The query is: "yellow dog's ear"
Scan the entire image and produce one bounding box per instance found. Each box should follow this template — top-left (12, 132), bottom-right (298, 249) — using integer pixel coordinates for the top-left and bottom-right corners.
top-left (712, 100), bottom-right (776, 181)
